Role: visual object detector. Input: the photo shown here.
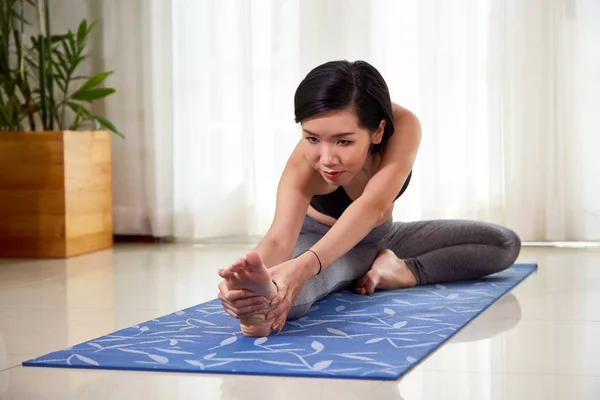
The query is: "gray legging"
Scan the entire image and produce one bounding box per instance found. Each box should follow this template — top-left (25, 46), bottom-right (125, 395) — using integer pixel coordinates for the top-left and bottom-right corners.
top-left (289, 216), bottom-right (521, 320)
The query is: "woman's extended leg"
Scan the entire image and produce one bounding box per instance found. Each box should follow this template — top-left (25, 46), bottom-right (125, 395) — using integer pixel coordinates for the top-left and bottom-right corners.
top-left (356, 219), bottom-right (521, 293)
top-left (286, 217), bottom-right (387, 320)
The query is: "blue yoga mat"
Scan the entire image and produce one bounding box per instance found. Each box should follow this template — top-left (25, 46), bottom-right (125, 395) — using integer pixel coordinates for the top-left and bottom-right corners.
top-left (23, 264), bottom-right (536, 380)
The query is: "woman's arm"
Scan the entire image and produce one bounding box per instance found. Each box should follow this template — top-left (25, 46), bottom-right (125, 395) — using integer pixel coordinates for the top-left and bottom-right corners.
top-left (294, 103), bottom-right (422, 271)
top-left (253, 141), bottom-right (321, 268)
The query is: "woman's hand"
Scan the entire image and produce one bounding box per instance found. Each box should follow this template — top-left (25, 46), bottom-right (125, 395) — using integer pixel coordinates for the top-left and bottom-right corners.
top-left (217, 279), bottom-right (270, 319)
top-left (267, 252), bottom-right (318, 332)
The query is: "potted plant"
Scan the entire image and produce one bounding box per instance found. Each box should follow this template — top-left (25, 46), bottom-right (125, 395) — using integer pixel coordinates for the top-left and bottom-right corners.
top-left (0, 0), bottom-right (122, 258)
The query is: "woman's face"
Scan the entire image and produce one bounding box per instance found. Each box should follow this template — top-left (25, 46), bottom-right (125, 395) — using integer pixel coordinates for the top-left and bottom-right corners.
top-left (300, 109), bottom-right (384, 186)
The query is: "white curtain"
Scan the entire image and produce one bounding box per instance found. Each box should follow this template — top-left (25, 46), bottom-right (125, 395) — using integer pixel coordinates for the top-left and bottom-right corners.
top-left (96, 0), bottom-right (600, 242)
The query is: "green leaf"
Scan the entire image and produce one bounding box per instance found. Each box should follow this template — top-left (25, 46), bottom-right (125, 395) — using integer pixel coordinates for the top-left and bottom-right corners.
top-left (60, 38), bottom-right (73, 63)
top-left (77, 20), bottom-right (88, 44)
top-left (10, 10), bottom-right (29, 25)
top-left (25, 55), bottom-right (39, 72)
top-left (6, 101), bottom-right (14, 122)
top-left (48, 34), bottom-right (68, 44)
top-left (67, 101), bottom-right (91, 130)
top-left (87, 21), bottom-right (97, 37)
top-left (73, 104), bottom-right (84, 125)
top-left (67, 32), bottom-right (76, 57)
top-left (92, 115), bottom-right (123, 137)
top-left (77, 71), bottom-right (113, 92)
top-left (65, 102), bottom-right (123, 137)
top-left (70, 88), bottom-right (115, 102)
top-left (67, 101), bottom-right (91, 117)
top-left (54, 77), bottom-right (65, 92)
top-left (52, 67), bottom-right (66, 85)
top-left (51, 49), bottom-right (68, 76)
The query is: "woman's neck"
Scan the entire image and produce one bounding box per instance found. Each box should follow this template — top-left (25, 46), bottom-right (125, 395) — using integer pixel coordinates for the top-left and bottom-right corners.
top-left (343, 153), bottom-right (381, 191)
top-left (363, 152), bottom-right (382, 176)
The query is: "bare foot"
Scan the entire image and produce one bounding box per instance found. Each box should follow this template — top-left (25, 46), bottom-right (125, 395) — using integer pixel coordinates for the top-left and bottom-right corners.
top-left (354, 249), bottom-right (417, 295)
top-left (219, 250), bottom-right (278, 337)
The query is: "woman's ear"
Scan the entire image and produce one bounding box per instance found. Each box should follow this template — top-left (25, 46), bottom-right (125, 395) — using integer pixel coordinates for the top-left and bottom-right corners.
top-left (372, 119), bottom-right (386, 144)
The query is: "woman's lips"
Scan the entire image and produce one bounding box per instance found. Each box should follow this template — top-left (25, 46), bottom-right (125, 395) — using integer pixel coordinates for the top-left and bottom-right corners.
top-left (323, 171), bottom-right (343, 180)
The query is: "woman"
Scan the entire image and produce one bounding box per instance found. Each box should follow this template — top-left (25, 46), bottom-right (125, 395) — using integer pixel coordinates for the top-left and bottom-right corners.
top-left (217, 60), bottom-right (521, 337)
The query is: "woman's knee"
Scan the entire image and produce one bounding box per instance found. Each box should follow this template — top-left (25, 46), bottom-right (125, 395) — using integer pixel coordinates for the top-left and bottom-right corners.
top-left (287, 302), bottom-right (312, 321)
top-left (498, 226), bottom-right (522, 268)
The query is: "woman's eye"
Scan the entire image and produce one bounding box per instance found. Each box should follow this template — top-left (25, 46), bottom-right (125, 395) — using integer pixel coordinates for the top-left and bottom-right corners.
top-left (306, 137), bottom-right (318, 144)
top-left (338, 140), bottom-right (352, 146)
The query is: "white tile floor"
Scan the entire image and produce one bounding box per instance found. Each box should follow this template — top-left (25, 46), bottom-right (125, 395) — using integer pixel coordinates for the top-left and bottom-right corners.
top-left (0, 243), bottom-right (599, 399)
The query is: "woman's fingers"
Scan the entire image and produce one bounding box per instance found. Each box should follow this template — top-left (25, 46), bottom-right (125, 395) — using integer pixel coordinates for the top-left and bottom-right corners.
top-left (266, 296), bottom-right (289, 322)
top-left (221, 303), bottom-right (239, 319)
top-left (264, 280), bottom-right (290, 327)
top-left (218, 281), bottom-right (268, 315)
top-left (270, 300), bottom-right (289, 332)
top-left (272, 313), bottom-right (288, 333)
top-left (268, 288), bottom-right (285, 308)
top-left (218, 281), bottom-right (256, 302)
top-left (218, 291), bottom-right (263, 310)
top-left (218, 275), bottom-right (274, 321)
top-left (220, 299), bottom-right (271, 319)
top-left (233, 296), bottom-right (267, 308)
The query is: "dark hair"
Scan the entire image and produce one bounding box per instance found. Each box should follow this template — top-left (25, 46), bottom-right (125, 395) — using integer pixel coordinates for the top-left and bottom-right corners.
top-left (294, 60), bottom-right (394, 154)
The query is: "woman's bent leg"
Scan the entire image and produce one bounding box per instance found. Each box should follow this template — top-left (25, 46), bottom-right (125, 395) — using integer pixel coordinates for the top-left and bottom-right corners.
top-left (384, 219), bottom-right (521, 285)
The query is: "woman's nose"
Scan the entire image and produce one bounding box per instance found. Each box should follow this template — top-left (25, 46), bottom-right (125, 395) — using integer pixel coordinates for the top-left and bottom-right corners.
top-left (320, 147), bottom-right (338, 166)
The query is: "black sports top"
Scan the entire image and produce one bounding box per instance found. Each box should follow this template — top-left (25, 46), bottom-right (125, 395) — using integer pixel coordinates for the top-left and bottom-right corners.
top-left (310, 171), bottom-right (412, 219)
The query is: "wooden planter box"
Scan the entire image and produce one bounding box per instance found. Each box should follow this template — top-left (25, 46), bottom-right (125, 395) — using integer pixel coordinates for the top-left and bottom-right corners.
top-left (0, 130), bottom-right (113, 258)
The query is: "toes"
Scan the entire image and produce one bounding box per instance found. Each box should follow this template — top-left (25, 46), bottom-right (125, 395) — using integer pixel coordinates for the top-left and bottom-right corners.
top-left (219, 269), bottom-right (235, 279)
top-left (229, 258), bottom-right (246, 273)
top-left (233, 257), bottom-right (246, 267)
top-left (354, 283), bottom-right (368, 295)
top-left (355, 274), bottom-right (369, 289)
top-left (355, 271), bottom-right (378, 295)
top-left (245, 250), bottom-right (265, 272)
top-left (364, 278), bottom-right (377, 295)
